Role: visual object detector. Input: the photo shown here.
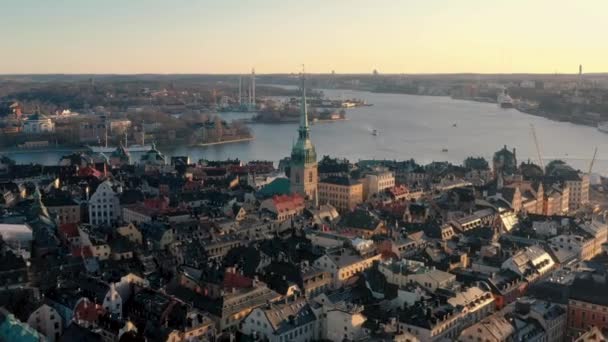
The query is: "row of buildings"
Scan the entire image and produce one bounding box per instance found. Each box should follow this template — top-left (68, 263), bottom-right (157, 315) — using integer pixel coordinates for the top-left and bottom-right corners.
top-left (0, 75), bottom-right (604, 342)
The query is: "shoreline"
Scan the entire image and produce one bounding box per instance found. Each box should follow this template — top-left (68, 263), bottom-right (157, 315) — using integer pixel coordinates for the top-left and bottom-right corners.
top-left (0, 146), bottom-right (87, 154)
top-left (192, 137), bottom-right (254, 147)
top-left (248, 118), bottom-right (349, 125)
top-left (312, 118), bottom-right (349, 124)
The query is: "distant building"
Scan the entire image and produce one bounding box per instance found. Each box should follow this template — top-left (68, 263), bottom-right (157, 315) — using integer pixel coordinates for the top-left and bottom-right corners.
top-left (313, 249), bottom-right (381, 288)
top-left (501, 245), bottom-right (555, 282)
top-left (568, 276), bottom-right (608, 335)
top-left (43, 191), bottom-right (81, 225)
top-left (240, 297), bottom-right (318, 342)
top-left (88, 180), bottom-right (121, 225)
top-left (259, 194), bottom-right (305, 222)
top-left (26, 304), bottom-right (63, 342)
top-left (22, 113), bottom-right (55, 134)
top-left (379, 259), bottom-right (456, 291)
top-left (493, 145), bottom-right (517, 175)
top-left (361, 168), bottom-right (395, 200)
top-left (79, 120), bottom-right (108, 143)
top-left (565, 173), bottom-right (590, 210)
top-left (318, 177), bottom-right (363, 213)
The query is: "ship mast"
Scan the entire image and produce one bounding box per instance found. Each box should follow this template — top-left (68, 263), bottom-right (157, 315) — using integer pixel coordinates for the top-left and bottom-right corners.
top-left (251, 68), bottom-right (256, 110)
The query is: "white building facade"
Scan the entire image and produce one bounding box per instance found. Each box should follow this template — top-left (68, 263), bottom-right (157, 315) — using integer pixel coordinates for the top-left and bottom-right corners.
top-left (88, 180), bottom-right (121, 226)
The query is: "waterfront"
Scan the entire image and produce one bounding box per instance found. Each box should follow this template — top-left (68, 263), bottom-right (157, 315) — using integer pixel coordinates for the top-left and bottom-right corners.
top-left (5, 88), bottom-right (608, 174)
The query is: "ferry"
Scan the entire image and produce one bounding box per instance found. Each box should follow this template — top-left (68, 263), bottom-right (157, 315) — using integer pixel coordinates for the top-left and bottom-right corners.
top-left (497, 90), bottom-right (514, 108)
top-left (87, 144), bottom-right (153, 153)
top-left (598, 122), bottom-right (608, 134)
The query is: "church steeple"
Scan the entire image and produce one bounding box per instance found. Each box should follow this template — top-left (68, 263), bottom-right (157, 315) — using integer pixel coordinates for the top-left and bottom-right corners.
top-left (290, 67), bottom-right (316, 166)
top-left (289, 66), bottom-right (318, 203)
top-left (299, 65), bottom-right (310, 140)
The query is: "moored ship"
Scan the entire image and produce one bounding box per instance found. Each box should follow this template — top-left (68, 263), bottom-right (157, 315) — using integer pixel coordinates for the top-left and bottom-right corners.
top-left (87, 144), bottom-right (153, 153)
top-left (497, 89), bottom-right (514, 108)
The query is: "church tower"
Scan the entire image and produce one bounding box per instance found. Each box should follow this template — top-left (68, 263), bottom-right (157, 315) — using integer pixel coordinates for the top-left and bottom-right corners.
top-left (290, 69), bottom-right (318, 203)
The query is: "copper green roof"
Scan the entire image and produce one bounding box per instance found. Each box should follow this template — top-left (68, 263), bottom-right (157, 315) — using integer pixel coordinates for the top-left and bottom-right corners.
top-left (258, 178), bottom-right (291, 198)
top-left (0, 310), bottom-right (43, 342)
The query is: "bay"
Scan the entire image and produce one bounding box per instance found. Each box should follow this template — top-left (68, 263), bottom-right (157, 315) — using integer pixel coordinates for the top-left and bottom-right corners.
top-left (4, 88), bottom-right (608, 175)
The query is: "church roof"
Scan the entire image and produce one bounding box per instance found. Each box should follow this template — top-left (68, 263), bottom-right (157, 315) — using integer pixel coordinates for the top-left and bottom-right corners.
top-left (258, 178), bottom-right (291, 198)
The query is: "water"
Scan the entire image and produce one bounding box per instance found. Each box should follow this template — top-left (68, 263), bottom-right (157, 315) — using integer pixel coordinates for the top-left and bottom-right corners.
top-left (4, 88), bottom-right (608, 174)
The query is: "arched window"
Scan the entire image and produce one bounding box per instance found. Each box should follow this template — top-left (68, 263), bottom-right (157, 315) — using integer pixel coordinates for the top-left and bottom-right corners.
top-left (309, 171), bottom-right (313, 183)
top-left (295, 173), bottom-right (300, 184)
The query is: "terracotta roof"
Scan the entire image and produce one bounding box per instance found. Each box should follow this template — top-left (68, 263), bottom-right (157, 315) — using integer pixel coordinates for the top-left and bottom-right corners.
top-left (389, 185), bottom-right (409, 196)
top-left (144, 196), bottom-right (169, 211)
top-left (223, 270), bottom-right (253, 289)
top-left (78, 166), bottom-right (104, 179)
top-left (74, 298), bottom-right (105, 323)
top-left (272, 194), bottom-right (305, 213)
top-left (59, 223), bottom-right (80, 238)
top-left (72, 246), bottom-right (94, 258)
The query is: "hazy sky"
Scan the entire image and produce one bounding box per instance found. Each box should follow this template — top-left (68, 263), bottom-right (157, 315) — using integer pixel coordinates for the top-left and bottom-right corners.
top-left (2, 0), bottom-right (606, 74)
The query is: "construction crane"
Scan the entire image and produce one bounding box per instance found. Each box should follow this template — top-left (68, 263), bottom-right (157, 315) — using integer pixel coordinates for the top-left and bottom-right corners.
top-left (588, 147), bottom-right (598, 174)
top-left (530, 124), bottom-right (544, 170)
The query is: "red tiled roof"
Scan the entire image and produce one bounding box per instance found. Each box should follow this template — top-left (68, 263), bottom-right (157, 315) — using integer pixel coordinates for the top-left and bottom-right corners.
top-left (59, 223), bottom-right (80, 238)
top-left (124, 203), bottom-right (158, 217)
top-left (380, 202), bottom-right (407, 216)
top-left (381, 250), bottom-right (399, 260)
top-left (389, 185), bottom-right (409, 196)
top-left (78, 166), bottom-right (104, 179)
top-left (72, 246), bottom-right (94, 258)
top-left (144, 196), bottom-right (169, 211)
top-left (223, 270), bottom-right (253, 289)
top-left (74, 298), bottom-right (105, 323)
top-left (272, 194), bottom-right (305, 213)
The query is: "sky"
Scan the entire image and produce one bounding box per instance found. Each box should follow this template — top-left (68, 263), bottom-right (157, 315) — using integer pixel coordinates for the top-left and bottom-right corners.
top-left (2, 0), bottom-right (607, 74)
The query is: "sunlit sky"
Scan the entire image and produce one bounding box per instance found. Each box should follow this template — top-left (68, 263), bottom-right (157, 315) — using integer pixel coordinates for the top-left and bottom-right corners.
top-left (2, 0), bottom-right (607, 74)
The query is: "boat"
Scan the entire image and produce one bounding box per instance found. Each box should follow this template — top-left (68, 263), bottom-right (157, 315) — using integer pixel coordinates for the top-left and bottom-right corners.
top-left (442, 148), bottom-right (449, 152)
top-left (497, 89), bottom-right (514, 108)
top-left (87, 144), bottom-right (153, 153)
top-left (598, 122), bottom-right (608, 133)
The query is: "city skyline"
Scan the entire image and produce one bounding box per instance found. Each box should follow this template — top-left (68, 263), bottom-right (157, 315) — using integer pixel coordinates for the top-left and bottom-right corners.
top-left (2, 0), bottom-right (608, 74)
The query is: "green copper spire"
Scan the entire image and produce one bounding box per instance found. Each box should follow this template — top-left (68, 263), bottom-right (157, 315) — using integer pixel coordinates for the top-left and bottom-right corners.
top-left (291, 66), bottom-right (316, 166)
top-left (299, 64), bottom-right (309, 136)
